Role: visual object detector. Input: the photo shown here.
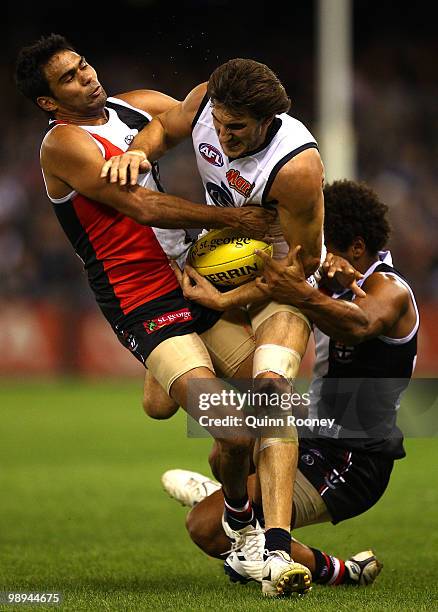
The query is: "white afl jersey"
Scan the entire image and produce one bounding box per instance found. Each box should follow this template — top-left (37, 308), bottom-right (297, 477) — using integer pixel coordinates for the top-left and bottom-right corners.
top-left (192, 95), bottom-right (318, 259)
top-left (41, 96), bottom-right (190, 264)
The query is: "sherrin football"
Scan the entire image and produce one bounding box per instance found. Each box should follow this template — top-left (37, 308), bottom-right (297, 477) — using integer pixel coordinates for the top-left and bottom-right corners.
top-left (187, 228), bottom-right (273, 287)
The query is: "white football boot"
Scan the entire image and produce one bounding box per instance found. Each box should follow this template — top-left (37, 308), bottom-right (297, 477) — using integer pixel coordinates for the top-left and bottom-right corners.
top-left (222, 514), bottom-right (266, 583)
top-left (161, 469), bottom-right (221, 507)
top-left (262, 550), bottom-right (312, 597)
top-left (344, 550), bottom-right (383, 586)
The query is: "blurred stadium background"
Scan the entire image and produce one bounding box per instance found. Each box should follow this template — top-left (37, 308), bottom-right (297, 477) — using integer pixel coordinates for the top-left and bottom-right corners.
top-left (1, 0), bottom-right (437, 379)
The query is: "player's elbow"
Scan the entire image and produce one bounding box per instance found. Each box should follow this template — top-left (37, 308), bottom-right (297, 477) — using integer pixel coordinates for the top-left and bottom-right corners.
top-left (337, 319), bottom-right (372, 345)
top-left (98, 189), bottom-right (160, 226)
top-left (130, 191), bottom-right (160, 226)
top-left (134, 206), bottom-right (157, 226)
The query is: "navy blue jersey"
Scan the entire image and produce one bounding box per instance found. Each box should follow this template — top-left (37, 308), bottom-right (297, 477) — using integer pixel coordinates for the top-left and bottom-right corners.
top-left (308, 252), bottom-right (419, 458)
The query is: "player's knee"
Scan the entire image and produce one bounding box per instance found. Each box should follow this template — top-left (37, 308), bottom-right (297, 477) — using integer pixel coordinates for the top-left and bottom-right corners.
top-left (185, 507), bottom-right (207, 546)
top-left (185, 507), bottom-right (223, 558)
top-left (253, 343), bottom-right (303, 383)
top-left (254, 375), bottom-right (291, 397)
top-left (253, 378), bottom-right (299, 447)
top-left (142, 395), bottom-right (179, 420)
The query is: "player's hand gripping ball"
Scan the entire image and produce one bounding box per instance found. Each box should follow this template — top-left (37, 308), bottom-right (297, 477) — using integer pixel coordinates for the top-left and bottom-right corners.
top-left (187, 228), bottom-right (273, 288)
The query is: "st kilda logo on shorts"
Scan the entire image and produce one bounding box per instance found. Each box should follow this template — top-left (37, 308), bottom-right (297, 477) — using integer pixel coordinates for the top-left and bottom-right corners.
top-left (226, 169), bottom-right (255, 198)
top-left (199, 143), bottom-right (224, 167)
top-left (143, 308), bottom-right (193, 334)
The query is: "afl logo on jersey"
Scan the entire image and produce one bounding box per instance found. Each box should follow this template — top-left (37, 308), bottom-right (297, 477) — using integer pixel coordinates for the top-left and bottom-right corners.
top-left (199, 143), bottom-right (224, 167)
top-left (124, 134), bottom-right (134, 145)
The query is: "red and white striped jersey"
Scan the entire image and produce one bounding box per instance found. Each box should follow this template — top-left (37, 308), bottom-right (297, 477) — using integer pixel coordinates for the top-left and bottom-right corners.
top-left (40, 96), bottom-right (182, 324)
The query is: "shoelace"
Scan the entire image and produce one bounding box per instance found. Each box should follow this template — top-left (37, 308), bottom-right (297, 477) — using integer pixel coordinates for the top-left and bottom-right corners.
top-left (263, 549), bottom-right (292, 561)
top-left (224, 528), bottom-right (265, 558)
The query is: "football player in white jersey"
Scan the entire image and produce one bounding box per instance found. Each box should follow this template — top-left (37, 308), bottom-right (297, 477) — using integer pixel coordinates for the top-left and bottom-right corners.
top-left (101, 58), bottom-right (324, 596)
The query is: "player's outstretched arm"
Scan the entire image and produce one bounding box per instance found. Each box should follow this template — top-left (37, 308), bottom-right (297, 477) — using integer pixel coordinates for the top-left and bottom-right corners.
top-left (207, 248), bottom-right (359, 310)
top-left (101, 83), bottom-right (207, 186)
top-left (255, 247), bottom-right (411, 345)
top-left (42, 125), bottom-right (274, 235)
top-left (100, 89), bottom-right (182, 184)
top-left (114, 89), bottom-right (180, 116)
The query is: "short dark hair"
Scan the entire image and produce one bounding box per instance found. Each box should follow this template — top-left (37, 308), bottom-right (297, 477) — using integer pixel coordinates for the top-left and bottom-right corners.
top-left (323, 180), bottom-right (391, 255)
top-left (15, 33), bottom-right (75, 103)
top-left (207, 58), bottom-right (291, 121)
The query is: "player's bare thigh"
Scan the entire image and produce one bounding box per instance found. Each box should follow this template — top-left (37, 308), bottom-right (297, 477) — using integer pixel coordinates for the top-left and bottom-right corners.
top-left (142, 370), bottom-right (179, 419)
top-left (255, 310), bottom-right (310, 356)
top-left (142, 309), bottom-right (255, 419)
top-left (142, 337), bottom-right (254, 419)
top-left (144, 333), bottom-right (215, 417)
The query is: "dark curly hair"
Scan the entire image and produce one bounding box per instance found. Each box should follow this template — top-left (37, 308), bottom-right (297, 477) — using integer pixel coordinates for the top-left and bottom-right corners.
top-left (207, 58), bottom-right (291, 121)
top-left (323, 180), bottom-right (391, 255)
top-left (15, 33), bottom-right (75, 104)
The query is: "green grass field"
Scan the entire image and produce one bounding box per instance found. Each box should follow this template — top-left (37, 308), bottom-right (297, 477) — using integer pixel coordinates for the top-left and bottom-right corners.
top-left (1, 381), bottom-right (437, 611)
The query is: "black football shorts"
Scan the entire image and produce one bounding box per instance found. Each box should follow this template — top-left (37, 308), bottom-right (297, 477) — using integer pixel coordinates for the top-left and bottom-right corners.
top-left (113, 287), bottom-right (221, 364)
top-left (297, 437), bottom-right (395, 524)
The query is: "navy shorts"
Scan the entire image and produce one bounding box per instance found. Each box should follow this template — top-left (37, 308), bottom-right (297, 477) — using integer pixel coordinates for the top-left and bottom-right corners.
top-left (112, 287), bottom-right (222, 364)
top-left (298, 437), bottom-right (395, 524)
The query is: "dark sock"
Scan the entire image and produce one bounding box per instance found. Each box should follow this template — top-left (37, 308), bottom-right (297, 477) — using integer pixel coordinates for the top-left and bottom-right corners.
top-left (310, 547), bottom-right (346, 585)
top-left (265, 528), bottom-right (291, 555)
top-left (224, 494), bottom-right (254, 530)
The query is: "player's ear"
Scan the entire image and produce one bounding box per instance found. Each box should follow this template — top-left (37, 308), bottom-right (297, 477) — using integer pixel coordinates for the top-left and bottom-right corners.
top-left (37, 96), bottom-right (57, 113)
top-left (351, 236), bottom-right (366, 259)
